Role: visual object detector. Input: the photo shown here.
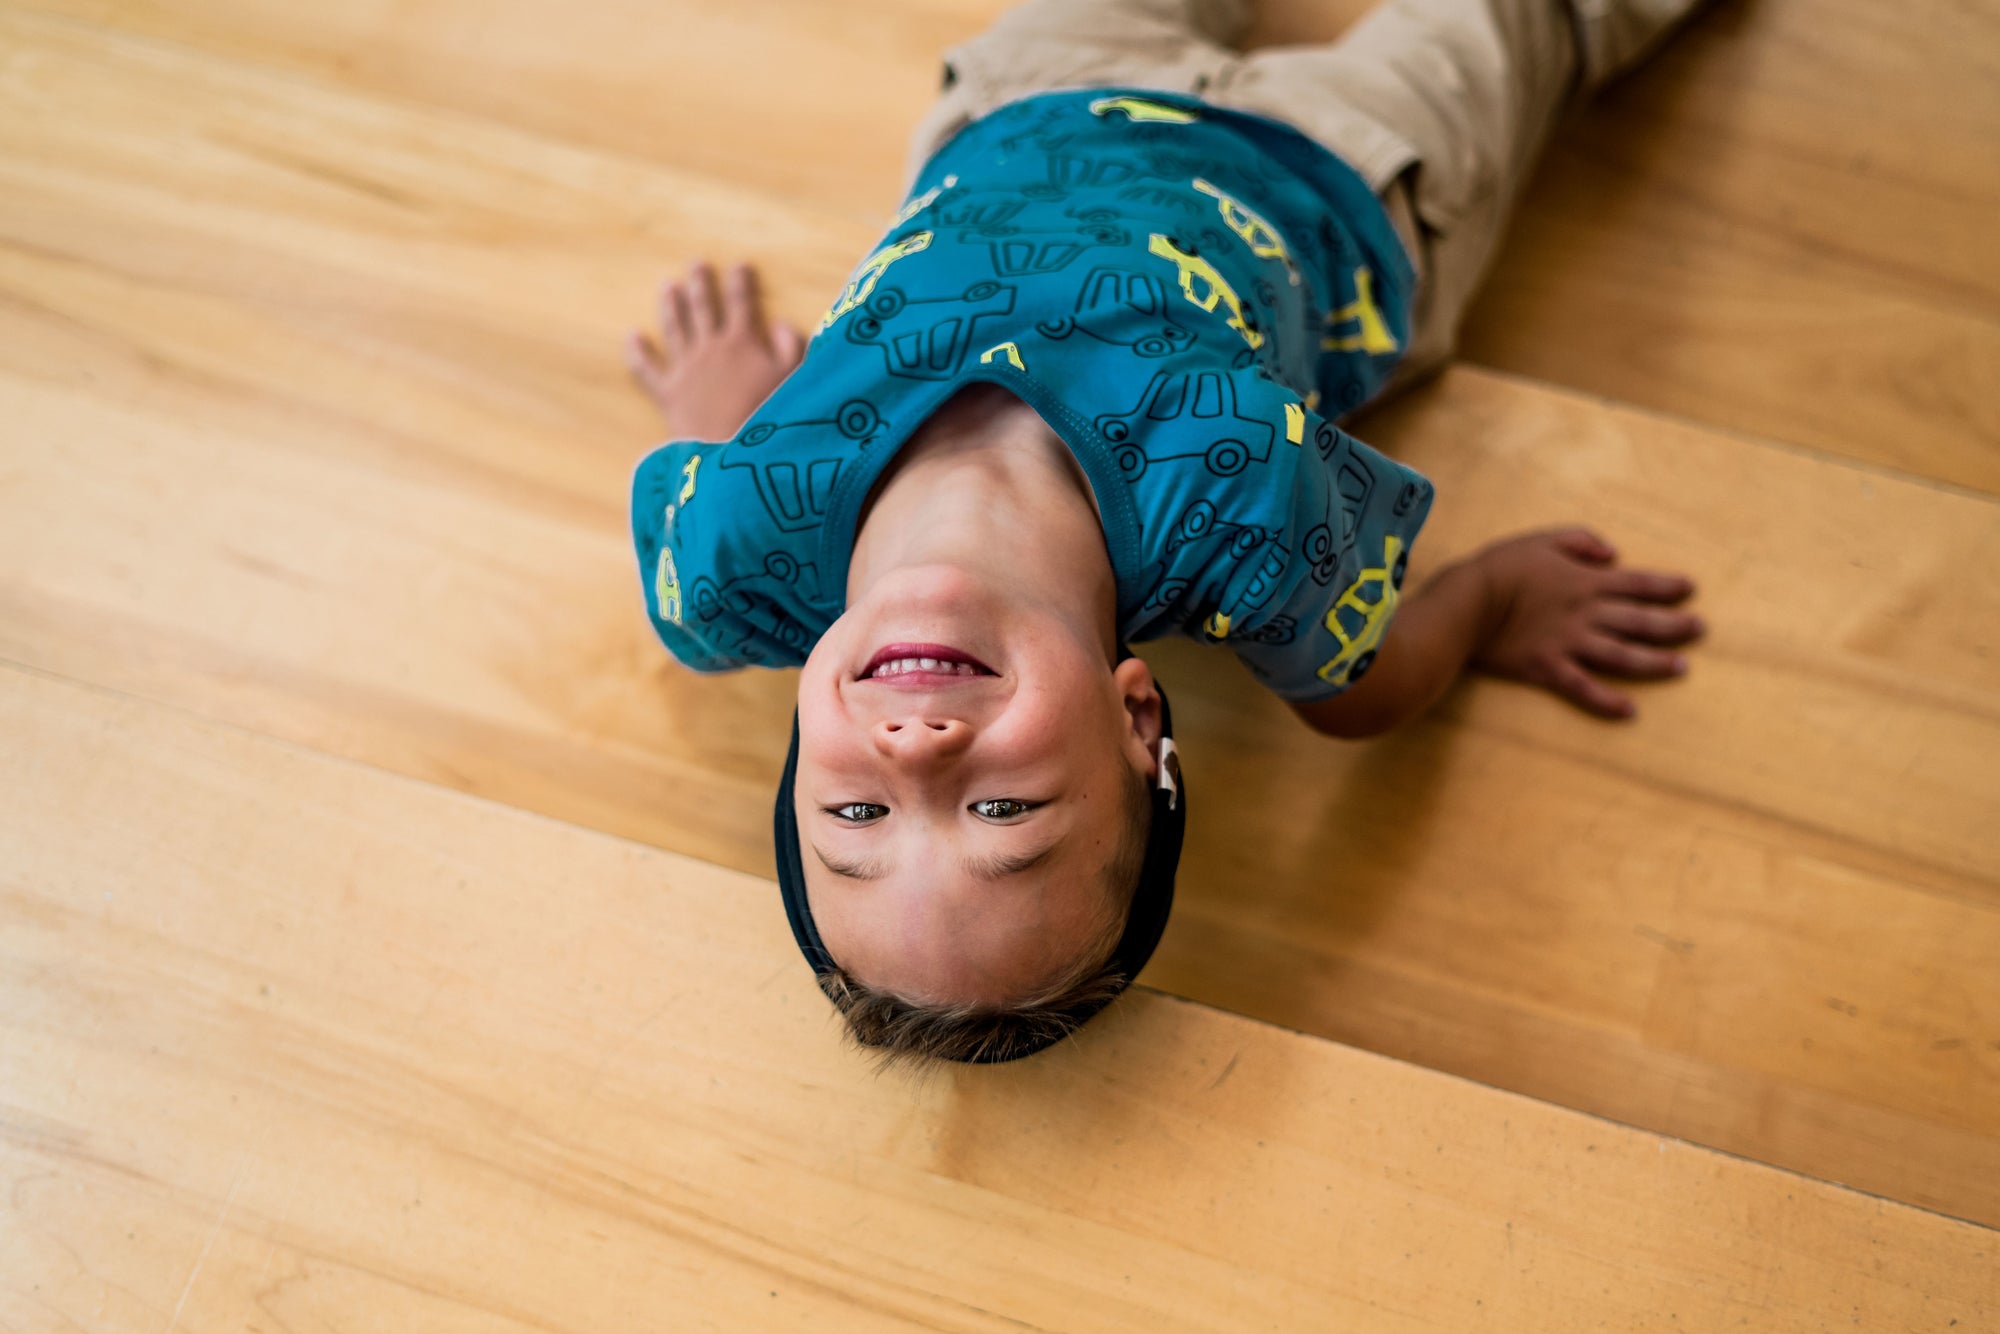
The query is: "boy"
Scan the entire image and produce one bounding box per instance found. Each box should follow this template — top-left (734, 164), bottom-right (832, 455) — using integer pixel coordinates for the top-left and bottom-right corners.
top-left (624, 0), bottom-right (1708, 1063)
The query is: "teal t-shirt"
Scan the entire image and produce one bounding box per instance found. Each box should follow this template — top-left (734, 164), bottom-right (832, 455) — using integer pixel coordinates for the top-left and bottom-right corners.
top-left (631, 88), bottom-right (1433, 702)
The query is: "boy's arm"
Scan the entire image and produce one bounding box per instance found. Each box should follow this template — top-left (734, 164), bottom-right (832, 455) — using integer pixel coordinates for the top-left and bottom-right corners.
top-left (1292, 527), bottom-right (1703, 739)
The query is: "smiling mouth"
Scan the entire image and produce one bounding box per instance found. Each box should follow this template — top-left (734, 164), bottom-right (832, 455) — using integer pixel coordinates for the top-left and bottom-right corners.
top-left (861, 642), bottom-right (996, 681)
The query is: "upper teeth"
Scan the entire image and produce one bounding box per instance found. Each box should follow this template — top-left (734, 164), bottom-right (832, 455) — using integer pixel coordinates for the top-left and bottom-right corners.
top-left (870, 657), bottom-right (981, 679)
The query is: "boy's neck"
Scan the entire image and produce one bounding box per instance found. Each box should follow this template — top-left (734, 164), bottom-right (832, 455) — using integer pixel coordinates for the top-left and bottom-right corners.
top-left (847, 384), bottom-right (1118, 651)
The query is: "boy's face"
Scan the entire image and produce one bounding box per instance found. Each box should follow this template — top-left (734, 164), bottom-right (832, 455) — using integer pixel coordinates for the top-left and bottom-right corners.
top-left (794, 565), bottom-right (1159, 1007)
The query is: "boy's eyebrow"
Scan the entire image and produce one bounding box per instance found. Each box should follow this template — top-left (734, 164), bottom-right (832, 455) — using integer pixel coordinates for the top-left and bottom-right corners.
top-left (812, 846), bottom-right (888, 881)
top-left (965, 840), bottom-right (1063, 882)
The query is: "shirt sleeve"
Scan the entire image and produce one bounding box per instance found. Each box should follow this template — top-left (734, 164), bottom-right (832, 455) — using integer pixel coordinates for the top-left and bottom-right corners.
top-left (630, 439), bottom-right (746, 673)
top-left (1225, 411), bottom-right (1433, 703)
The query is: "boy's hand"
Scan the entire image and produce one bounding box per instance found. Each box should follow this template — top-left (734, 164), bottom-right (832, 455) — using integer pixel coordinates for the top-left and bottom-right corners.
top-left (1469, 527), bottom-right (1703, 719)
top-left (625, 260), bottom-right (806, 441)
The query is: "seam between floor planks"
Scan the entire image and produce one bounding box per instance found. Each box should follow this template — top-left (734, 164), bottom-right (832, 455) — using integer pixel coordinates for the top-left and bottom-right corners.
top-left (1413, 359), bottom-right (2000, 510)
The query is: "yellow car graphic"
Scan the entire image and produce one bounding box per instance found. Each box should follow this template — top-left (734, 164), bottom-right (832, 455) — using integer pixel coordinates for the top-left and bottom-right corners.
top-left (891, 174), bottom-right (959, 228)
top-left (654, 542), bottom-right (683, 626)
top-left (1148, 233), bottom-right (1264, 350)
top-left (1090, 95), bottom-right (1200, 124)
top-left (1315, 534), bottom-right (1405, 687)
top-left (1322, 267), bottom-right (1400, 355)
top-left (979, 341), bottom-right (1026, 371)
top-left (1283, 402), bottom-right (1306, 444)
top-left (819, 231), bottom-right (934, 333)
top-left (1192, 178), bottom-right (1301, 286)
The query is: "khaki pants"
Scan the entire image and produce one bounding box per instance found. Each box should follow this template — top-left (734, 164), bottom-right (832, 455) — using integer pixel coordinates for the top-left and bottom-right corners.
top-left (905, 0), bottom-right (1703, 393)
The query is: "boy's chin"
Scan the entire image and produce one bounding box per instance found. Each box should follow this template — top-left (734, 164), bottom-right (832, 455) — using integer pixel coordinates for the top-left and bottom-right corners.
top-left (842, 563), bottom-right (1019, 631)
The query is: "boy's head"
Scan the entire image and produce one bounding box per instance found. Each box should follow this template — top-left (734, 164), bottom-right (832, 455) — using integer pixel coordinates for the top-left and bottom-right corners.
top-left (785, 561), bottom-right (1167, 1062)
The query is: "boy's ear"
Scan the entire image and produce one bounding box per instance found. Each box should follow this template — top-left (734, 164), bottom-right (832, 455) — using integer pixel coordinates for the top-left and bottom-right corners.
top-left (1112, 655), bottom-right (1165, 776)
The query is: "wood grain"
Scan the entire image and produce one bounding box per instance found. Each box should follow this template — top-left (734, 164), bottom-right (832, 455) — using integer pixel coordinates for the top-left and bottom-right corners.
top-left (1252, 0), bottom-right (2000, 492)
top-left (7, 0), bottom-right (973, 216)
top-left (18, 0), bottom-right (1998, 490)
top-left (2, 10), bottom-right (1997, 1227)
top-left (4, 665), bottom-right (1996, 1330)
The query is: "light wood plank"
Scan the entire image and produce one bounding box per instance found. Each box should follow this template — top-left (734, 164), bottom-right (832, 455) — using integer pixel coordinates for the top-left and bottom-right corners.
top-left (4, 665), bottom-right (1996, 1329)
top-left (8, 0), bottom-right (971, 216)
top-left (1252, 0), bottom-right (2000, 492)
top-left (0, 8), bottom-right (834, 863)
top-left (4, 10), bottom-right (1998, 1224)
top-left (20, 0), bottom-right (2000, 490)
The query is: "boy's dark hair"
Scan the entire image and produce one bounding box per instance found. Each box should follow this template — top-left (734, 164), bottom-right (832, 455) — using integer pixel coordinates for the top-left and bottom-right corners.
top-left (817, 765), bottom-right (1153, 1067)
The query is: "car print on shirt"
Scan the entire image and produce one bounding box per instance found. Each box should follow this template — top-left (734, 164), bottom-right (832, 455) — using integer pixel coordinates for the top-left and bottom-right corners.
top-left (1147, 233), bottom-right (1264, 350)
top-left (819, 232), bottom-right (933, 333)
top-left (1089, 95), bottom-right (1202, 125)
top-left (1036, 266), bottom-right (1199, 359)
top-left (1322, 266), bottom-right (1400, 355)
top-left (1191, 177), bottom-right (1303, 287)
top-left (1093, 369), bottom-right (1278, 481)
top-left (654, 544), bottom-right (683, 626)
top-left (890, 174), bottom-right (961, 228)
top-left (839, 279), bottom-right (1019, 382)
top-left (687, 558), bottom-right (820, 660)
top-left (1315, 533), bottom-right (1410, 688)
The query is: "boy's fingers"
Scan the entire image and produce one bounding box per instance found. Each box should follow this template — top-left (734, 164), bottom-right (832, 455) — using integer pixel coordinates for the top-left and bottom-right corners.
top-left (1576, 634), bottom-right (1687, 680)
top-left (771, 321), bottom-right (805, 366)
top-left (1593, 602), bottom-right (1704, 645)
top-left (687, 262), bottom-right (722, 332)
top-left (624, 332), bottom-right (671, 400)
top-left (1600, 568), bottom-right (1696, 603)
top-left (721, 263), bottom-right (756, 331)
top-left (657, 280), bottom-right (692, 353)
top-left (1552, 526), bottom-right (1617, 564)
top-left (1549, 658), bottom-right (1635, 719)
top-left (623, 329), bottom-right (660, 378)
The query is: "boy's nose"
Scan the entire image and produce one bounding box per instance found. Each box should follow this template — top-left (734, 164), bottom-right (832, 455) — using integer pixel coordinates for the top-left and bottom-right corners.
top-left (872, 717), bottom-right (973, 764)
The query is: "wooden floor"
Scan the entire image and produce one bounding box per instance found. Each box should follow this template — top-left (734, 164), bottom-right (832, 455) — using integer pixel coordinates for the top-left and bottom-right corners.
top-left (1334, 0), bottom-right (2000, 492)
top-left (6, 666), bottom-right (1996, 1329)
top-left (4, 0), bottom-right (1999, 1316)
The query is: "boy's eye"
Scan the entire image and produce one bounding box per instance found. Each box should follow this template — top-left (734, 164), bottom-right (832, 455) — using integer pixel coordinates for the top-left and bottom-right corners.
top-left (971, 799), bottom-right (1035, 820)
top-left (828, 803), bottom-right (889, 823)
